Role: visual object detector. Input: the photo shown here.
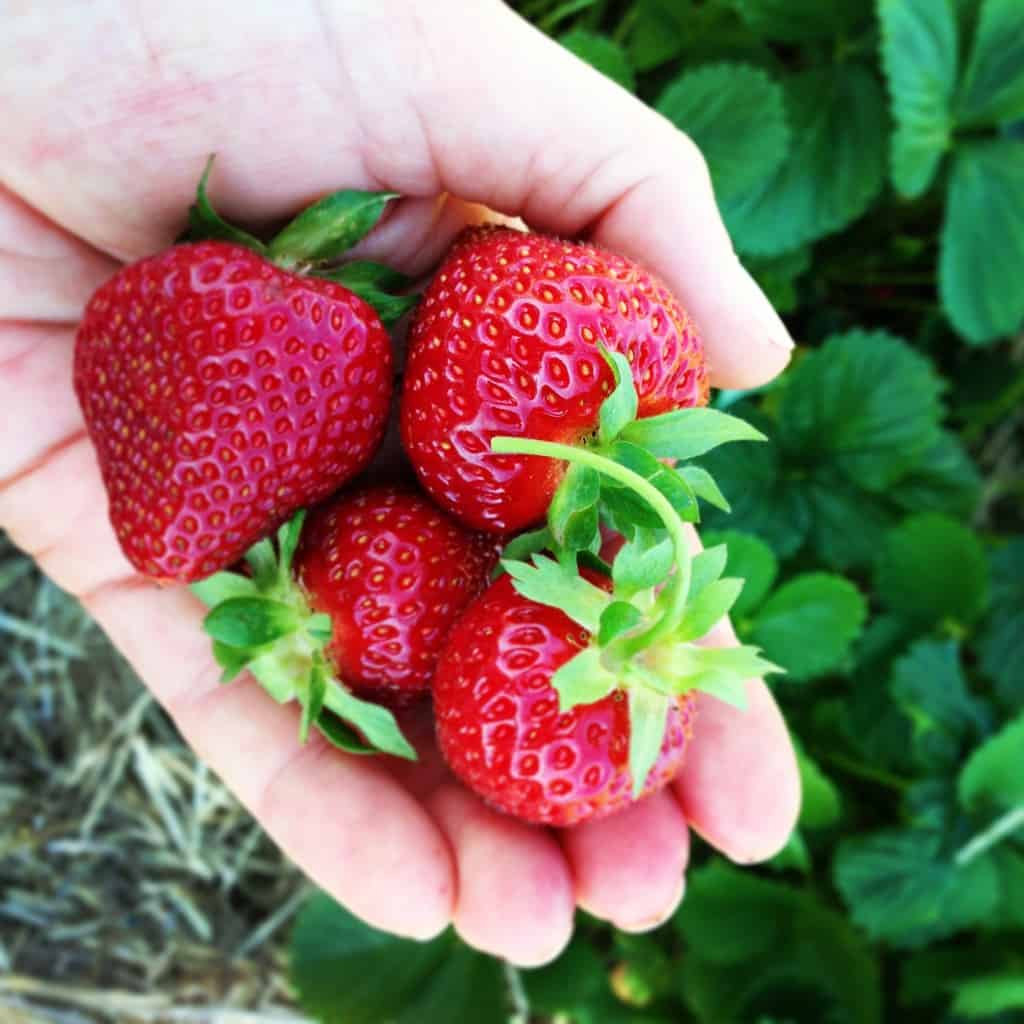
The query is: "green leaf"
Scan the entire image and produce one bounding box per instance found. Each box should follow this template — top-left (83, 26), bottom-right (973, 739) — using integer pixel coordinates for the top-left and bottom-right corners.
top-left (619, 408), bottom-right (766, 462)
top-left (627, 688), bottom-right (671, 799)
top-left (598, 347), bottom-right (639, 444)
top-left (802, 476), bottom-right (896, 571)
top-left (979, 539), bottom-right (1024, 702)
top-left (185, 156), bottom-right (266, 252)
top-left (612, 528), bottom-right (675, 597)
top-left (211, 640), bottom-right (257, 682)
top-left (952, 974), bottom-right (1024, 1018)
top-left (289, 893), bottom-right (507, 1024)
top-left (190, 571), bottom-right (260, 608)
top-left (604, 441), bottom-right (698, 523)
top-left (834, 828), bottom-right (1001, 947)
top-left (677, 465), bottom-right (730, 512)
top-left (552, 645), bottom-right (620, 709)
top-left (688, 543), bottom-right (729, 599)
top-left (668, 643), bottom-right (780, 700)
top-left (796, 746), bottom-right (842, 829)
top-left (300, 659), bottom-right (327, 744)
top-left (559, 29), bottom-right (635, 90)
top-left (957, 0), bottom-right (1024, 125)
top-left (521, 936), bottom-right (607, 1016)
top-left (777, 330), bottom-right (945, 491)
top-left (656, 63), bottom-right (790, 200)
top-left (315, 714), bottom-right (378, 756)
top-left (722, 65), bottom-right (887, 256)
top-left (625, 0), bottom-right (687, 71)
top-left (597, 601), bottom-right (644, 645)
top-left (277, 510), bottom-right (306, 580)
top-left (892, 640), bottom-right (991, 771)
top-left (676, 578), bottom-right (743, 642)
top-left (874, 513), bottom-right (990, 626)
top-left (319, 261), bottom-right (418, 327)
top-left (750, 573), bottom-right (867, 682)
top-left (959, 712), bottom-right (1024, 811)
top-left (244, 537), bottom-right (279, 589)
top-left (268, 191), bottom-right (396, 266)
top-left (888, 430), bottom-right (982, 518)
top-left (730, 0), bottom-right (873, 41)
top-left (549, 464), bottom-right (602, 555)
top-left (503, 555), bottom-right (610, 632)
top-left (323, 686), bottom-right (416, 761)
top-left (879, 0), bottom-right (958, 197)
top-left (701, 530), bottom-right (778, 619)
top-left (500, 527), bottom-right (554, 566)
top-left (941, 140), bottom-right (1024, 343)
top-left (202, 597), bottom-right (299, 649)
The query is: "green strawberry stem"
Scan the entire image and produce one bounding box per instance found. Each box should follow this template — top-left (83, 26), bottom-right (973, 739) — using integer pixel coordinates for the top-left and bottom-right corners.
top-left (491, 436), bottom-right (691, 655)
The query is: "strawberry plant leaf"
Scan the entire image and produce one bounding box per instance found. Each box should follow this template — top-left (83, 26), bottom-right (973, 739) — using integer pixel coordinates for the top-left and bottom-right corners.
top-left (749, 573), bottom-right (867, 682)
top-left (558, 28), bottom-right (635, 90)
top-left (317, 261), bottom-right (419, 327)
top-left (729, 0), bottom-right (873, 41)
top-left (499, 527), bottom-right (554, 569)
top-left (722, 65), bottom-right (887, 256)
top-left (211, 640), bottom-right (257, 682)
top-left (202, 597), bottom-right (300, 649)
top-left (675, 578), bottom-right (743, 642)
top-left (677, 465), bottom-right (730, 512)
top-left (627, 688), bottom-right (671, 799)
top-left (502, 555), bottom-right (611, 632)
top-left (604, 442), bottom-right (698, 521)
top-left (597, 347), bottom-right (639, 444)
top-left (315, 713), bottom-right (377, 755)
top-left (804, 476), bottom-right (896, 571)
top-left (597, 601), bottom-right (644, 645)
top-left (190, 571), bottom-right (260, 607)
top-left (701, 530), bottom-right (777, 619)
top-left (957, 0), bottom-right (1024, 126)
top-left (185, 156), bottom-right (267, 252)
top-left (551, 646), bottom-right (620, 708)
top-left (300, 659), bottom-right (328, 744)
top-left (276, 510), bottom-right (306, 581)
top-left (796, 745), bottom-right (842, 829)
top-left (952, 974), bottom-right (1024, 1018)
top-left (958, 712), bottom-right (1024, 812)
top-left (619, 408), bottom-right (767, 462)
top-left (323, 685), bottom-right (416, 761)
top-left (244, 538), bottom-right (279, 590)
top-left (268, 191), bottom-right (397, 267)
top-left (777, 331), bottom-right (945, 491)
top-left (688, 543), bottom-right (729, 599)
top-left (549, 464), bottom-right (602, 553)
top-left (889, 431), bottom-right (982, 518)
top-left (979, 539), bottom-right (1024, 703)
top-left (668, 643), bottom-right (780, 697)
top-left (656, 63), bottom-right (790, 200)
top-left (875, 513), bottom-right (990, 627)
top-left (879, 0), bottom-right (959, 198)
top-left (611, 528), bottom-right (674, 596)
top-left (940, 140), bottom-right (1024, 343)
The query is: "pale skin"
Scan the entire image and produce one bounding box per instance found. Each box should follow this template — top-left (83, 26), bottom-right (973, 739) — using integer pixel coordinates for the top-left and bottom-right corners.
top-left (0, 0), bottom-right (801, 966)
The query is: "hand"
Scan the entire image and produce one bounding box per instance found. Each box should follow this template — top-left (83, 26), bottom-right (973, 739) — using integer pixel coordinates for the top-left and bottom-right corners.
top-left (0, 0), bottom-right (800, 966)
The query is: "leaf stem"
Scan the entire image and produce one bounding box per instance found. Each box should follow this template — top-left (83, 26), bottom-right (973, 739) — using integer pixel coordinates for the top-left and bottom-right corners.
top-left (491, 436), bottom-right (692, 651)
top-left (955, 804), bottom-right (1024, 867)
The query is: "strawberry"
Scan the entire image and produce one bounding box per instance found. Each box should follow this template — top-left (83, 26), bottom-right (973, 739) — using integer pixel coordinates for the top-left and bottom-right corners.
top-left (434, 572), bottom-right (697, 826)
top-left (190, 483), bottom-right (495, 758)
top-left (75, 159), bottom-right (414, 583)
top-left (400, 226), bottom-right (710, 535)
top-left (295, 484), bottom-right (500, 701)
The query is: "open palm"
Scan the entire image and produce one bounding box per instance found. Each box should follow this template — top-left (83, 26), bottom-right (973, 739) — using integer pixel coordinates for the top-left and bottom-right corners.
top-left (1, 0), bottom-right (800, 965)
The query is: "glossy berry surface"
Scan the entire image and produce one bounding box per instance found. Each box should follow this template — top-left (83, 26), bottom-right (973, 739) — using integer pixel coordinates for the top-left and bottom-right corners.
top-left (74, 242), bottom-right (393, 582)
top-left (296, 485), bottom-right (500, 700)
top-left (434, 573), bottom-right (696, 826)
top-left (401, 227), bottom-right (709, 533)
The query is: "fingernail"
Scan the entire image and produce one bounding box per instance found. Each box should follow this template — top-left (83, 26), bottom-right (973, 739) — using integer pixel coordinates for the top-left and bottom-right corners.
top-left (738, 265), bottom-right (795, 351)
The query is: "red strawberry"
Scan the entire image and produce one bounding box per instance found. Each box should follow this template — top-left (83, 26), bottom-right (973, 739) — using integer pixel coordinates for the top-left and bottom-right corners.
top-left (192, 487), bottom-right (497, 758)
top-left (434, 572), bottom-right (697, 827)
top-left (295, 484), bottom-right (500, 701)
top-left (75, 242), bottom-right (393, 583)
top-left (401, 227), bottom-right (709, 534)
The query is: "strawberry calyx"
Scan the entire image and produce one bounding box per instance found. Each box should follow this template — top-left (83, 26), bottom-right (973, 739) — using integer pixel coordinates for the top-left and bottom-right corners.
top-left (190, 511), bottom-right (416, 762)
top-left (182, 156), bottom-right (417, 326)
top-left (493, 349), bottom-right (782, 796)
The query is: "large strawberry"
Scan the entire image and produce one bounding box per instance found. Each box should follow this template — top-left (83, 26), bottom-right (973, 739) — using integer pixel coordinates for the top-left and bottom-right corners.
top-left (191, 484), bottom-right (495, 757)
top-left (295, 484), bottom-right (500, 701)
top-left (75, 159), bottom-right (415, 583)
top-left (401, 226), bottom-right (710, 535)
top-left (433, 341), bottom-right (781, 825)
top-left (434, 572), bottom-right (697, 826)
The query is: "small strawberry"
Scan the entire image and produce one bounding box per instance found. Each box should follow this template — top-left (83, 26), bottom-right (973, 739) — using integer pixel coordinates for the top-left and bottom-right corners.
top-left (434, 572), bottom-right (697, 826)
top-left (75, 159), bottom-right (415, 583)
top-left (401, 226), bottom-right (710, 535)
top-left (191, 484), bottom-right (496, 757)
top-left (295, 484), bottom-right (500, 701)
top-left (432, 341), bottom-right (781, 825)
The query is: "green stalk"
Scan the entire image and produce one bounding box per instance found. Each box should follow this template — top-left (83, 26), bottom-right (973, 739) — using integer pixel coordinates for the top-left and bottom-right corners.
top-left (491, 437), bottom-right (692, 652)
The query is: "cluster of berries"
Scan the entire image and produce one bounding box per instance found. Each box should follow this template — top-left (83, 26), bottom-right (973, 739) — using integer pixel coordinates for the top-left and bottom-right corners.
top-left (74, 163), bottom-right (777, 827)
